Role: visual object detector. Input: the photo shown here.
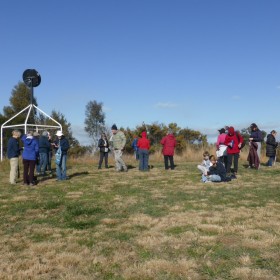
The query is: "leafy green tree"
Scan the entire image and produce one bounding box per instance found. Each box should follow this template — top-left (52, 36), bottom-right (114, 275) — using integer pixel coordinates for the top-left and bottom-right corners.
top-left (0, 82), bottom-right (39, 155)
top-left (3, 82), bottom-right (38, 124)
top-left (48, 110), bottom-right (79, 147)
top-left (84, 100), bottom-right (105, 146)
top-left (121, 122), bottom-right (207, 155)
top-left (178, 128), bottom-right (207, 145)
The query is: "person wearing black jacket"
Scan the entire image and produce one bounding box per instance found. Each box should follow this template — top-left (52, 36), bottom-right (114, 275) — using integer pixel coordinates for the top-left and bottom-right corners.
top-left (98, 133), bottom-right (110, 169)
top-left (38, 131), bottom-right (51, 175)
top-left (7, 130), bottom-right (22, 184)
top-left (249, 123), bottom-right (263, 161)
top-left (266, 130), bottom-right (278, 167)
top-left (201, 155), bottom-right (228, 183)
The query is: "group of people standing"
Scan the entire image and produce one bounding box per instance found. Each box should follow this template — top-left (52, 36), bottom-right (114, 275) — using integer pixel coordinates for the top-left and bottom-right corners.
top-left (97, 124), bottom-right (177, 172)
top-left (7, 122), bottom-right (278, 185)
top-left (7, 129), bottom-right (69, 185)
top-left (198, 123), bottom-right (278, 183)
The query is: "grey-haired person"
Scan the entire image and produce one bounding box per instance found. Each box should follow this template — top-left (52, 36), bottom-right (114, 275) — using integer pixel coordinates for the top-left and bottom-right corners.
top-left (7, 130), bottom-right (22, 184)
top-left (38, 131), bottom-right (51, 175)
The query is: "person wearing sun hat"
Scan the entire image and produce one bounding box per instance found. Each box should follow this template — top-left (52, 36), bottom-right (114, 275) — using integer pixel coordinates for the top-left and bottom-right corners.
top-left (53, 130), bottom-right (70, 180)
top-left (110, 124), bottom-right (128, 172)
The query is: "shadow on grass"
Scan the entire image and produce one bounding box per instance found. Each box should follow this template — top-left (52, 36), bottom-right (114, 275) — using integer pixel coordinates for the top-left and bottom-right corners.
top-left (38, 171), bottom-right (89, 182)
top-left (68, 171), bottom-right (89, 179)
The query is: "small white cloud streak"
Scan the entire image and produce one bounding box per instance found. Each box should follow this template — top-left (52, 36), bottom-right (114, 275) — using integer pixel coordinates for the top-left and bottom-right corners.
top-left (103, 106), bottom-right (112, 112)
top-left (155, 102), bottom-right (178, 109)
top-left (232, 95), bottom-right (240, 100)
top-left (72, 124), bottom-right (92, 146)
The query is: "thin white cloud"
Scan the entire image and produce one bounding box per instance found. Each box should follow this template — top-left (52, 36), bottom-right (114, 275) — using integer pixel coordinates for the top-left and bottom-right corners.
top-left (277, 86), bottom-right (280, 90)
top-left (155, 102), bottom-right (178, 109)
top-left (72, 124), bottom-right (92, 146)
top-left (232, 95), bottom-right (240, 100)
top-left (103, 106), bottom-right (112, 112)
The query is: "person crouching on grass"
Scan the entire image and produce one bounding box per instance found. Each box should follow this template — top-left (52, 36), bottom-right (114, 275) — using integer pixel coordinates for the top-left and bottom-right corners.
top-left (197, 151), bottom-right (212, 175)
top-left (201, 155), bottom-right (227, 183)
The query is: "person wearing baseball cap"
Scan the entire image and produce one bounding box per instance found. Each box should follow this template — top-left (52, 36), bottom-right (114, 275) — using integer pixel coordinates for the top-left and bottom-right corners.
top-left (110, 124), bottom-right (128, 172)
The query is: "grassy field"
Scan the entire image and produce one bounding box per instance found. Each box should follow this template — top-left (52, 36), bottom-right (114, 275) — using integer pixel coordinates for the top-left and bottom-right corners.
top-left (0, 154), bottom-right (280, 280)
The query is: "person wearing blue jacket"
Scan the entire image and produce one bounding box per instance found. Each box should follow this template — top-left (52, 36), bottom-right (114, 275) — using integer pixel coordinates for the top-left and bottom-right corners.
top-left (7, 130), bottom-right (22, 184)
top-left (22, 132), bottom-right (39, 186)
top-left (53, 130), bottom-right (70, 180)
top-left (131, 135), bottom-right (139, 160)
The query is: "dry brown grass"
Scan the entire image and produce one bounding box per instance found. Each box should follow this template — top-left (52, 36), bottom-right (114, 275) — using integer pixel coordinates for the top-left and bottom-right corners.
top-left (0, 149), bottom-right (280, 279)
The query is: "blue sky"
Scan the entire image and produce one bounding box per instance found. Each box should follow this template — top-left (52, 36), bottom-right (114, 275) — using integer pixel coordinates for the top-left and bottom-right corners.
top-left (1, 0), bottom-right (280, 145)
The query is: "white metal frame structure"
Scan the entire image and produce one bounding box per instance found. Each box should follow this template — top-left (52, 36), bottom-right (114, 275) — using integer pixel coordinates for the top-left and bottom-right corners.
top-left (1, 104), bottom-right (62, 161)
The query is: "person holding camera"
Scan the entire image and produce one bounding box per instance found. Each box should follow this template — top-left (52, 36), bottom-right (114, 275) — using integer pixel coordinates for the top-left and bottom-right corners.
top-left (98, 133), bottom-right (110, 169)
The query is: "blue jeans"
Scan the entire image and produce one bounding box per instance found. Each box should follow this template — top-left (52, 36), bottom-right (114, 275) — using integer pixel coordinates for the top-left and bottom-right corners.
top-left (267, 156), bottom-right (275, 166)
top-left (138, 149), bottom-right (149, 171)
top-left (201, 174), bottom-right (221, 183)
top-left (56, 154), bottom-right (67, 180)
top-left (39, 152), bottom-right (48, 175)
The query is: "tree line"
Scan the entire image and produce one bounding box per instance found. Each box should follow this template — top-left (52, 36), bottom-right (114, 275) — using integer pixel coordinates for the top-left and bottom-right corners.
top-left (1, 82), bottom-right (266, 157)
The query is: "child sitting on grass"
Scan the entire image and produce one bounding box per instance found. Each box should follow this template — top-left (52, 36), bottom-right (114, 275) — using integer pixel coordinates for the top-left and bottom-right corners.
top-left (201, 155), bottom-right (229, 183)
top-left (197, 151), bottom-right (212, 175)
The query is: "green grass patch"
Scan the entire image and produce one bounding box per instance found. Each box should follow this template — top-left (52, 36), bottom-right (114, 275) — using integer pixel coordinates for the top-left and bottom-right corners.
top-left (0, 159), bottom-right (280, 279)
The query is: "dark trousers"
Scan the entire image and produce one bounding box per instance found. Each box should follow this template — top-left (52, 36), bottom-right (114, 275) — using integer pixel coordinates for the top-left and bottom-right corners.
top-left (23, 159), bottom-right (36, 184)
top-left (164, 155), bottom-right (174, 170)
top-left (219, 155), bottom-right (228, 171)
top-left (47, 151), bottom-right (52, 171)
top-left (226, 153), bottom-right (239, 174)
top-left (99, 152), bottom-right (108, 168)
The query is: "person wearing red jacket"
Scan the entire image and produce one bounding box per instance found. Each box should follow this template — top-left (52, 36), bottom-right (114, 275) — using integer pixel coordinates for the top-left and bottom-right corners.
top-left (160, 130), bottom-right (177, 170)
top-left (137, 131), bottom-right (150, 171)
top-left (224, 126), bottom-right (243, 176)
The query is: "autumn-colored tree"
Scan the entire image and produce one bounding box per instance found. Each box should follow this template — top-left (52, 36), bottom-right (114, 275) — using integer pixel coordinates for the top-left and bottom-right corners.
top-left (120, 122), bottom-right (207, 155)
